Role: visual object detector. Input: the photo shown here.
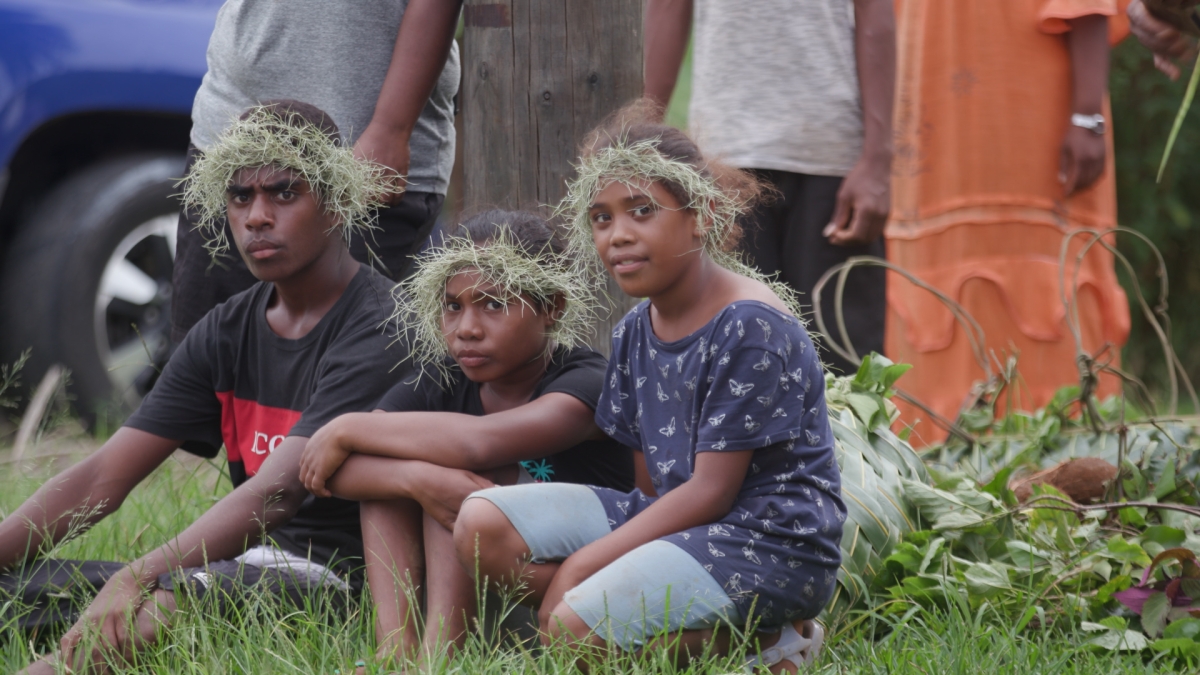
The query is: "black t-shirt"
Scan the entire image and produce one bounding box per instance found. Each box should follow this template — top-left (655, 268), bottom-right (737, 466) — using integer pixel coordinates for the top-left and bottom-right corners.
top-left (126, 266), bottom-right (403, 573)
top-left (376, 346), bottom-right (634, 491)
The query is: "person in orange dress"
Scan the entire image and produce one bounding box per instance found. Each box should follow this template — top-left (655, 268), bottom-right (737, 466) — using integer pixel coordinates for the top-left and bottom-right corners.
top-left (886, 0), bottom-right (1133, 445)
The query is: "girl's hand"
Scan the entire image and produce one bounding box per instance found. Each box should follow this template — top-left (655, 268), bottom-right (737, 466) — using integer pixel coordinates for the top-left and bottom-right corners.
top-left (300, 419), bottom-right (353, 498)
top-left (537, 550), bottom-right (601, 630)
top-left (1059, 125), bottom-right (1106, 196)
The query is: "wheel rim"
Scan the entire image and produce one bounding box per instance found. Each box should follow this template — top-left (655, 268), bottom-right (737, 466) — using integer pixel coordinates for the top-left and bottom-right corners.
top-left (94, 214), bottom-right (176, 399)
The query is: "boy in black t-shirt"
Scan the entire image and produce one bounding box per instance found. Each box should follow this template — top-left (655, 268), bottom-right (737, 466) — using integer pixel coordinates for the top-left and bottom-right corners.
top-left (0, 101), bottom-right (401, 674)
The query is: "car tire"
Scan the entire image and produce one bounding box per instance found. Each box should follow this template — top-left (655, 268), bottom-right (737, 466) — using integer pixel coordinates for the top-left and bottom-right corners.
top-left (0, 154), bottom-right (184, 426)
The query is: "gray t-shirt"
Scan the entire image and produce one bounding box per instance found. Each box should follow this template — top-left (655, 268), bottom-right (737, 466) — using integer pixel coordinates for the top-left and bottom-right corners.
top-left (190, 0), bottom-right (459, 195)
top-left (689, 0), bottom-right (862, 177)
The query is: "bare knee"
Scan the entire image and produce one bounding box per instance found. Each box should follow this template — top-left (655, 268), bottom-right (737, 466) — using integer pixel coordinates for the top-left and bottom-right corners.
top-left (453, 498), bottom-right (528, 583)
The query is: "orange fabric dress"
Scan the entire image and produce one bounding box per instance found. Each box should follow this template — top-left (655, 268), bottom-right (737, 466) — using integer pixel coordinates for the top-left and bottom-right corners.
top-left (886, 0), bottom-right (1132, 446)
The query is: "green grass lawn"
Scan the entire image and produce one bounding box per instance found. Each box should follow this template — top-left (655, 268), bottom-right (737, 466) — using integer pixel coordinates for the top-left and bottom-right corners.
top-left (0, 446), bottom-right (1184, 674)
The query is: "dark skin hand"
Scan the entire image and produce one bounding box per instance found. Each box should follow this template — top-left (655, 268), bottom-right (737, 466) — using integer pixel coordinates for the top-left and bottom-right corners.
top-left (642, 0), bottom-right (895, 247)
top-left (1128, 0), bottom-right (1198, 80)
top-left (1060, 14), bottom-right (1111, 197)
top-left (823, 0), bottom-right (896, 247)
top-left (353, 0), bottom-right (464, 204)
top-left (59, 438), bottom-right (313, 671)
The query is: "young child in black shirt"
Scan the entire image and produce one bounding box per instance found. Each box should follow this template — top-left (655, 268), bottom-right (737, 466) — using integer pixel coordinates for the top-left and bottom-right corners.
top-left (298, 209), bottom-right (632, 666)
top-left (1, 100), bottom-right (402, 674)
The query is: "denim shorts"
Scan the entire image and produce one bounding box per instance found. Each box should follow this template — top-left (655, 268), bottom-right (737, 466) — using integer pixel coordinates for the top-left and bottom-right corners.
top-left (467, 484), bottom-right (739, 649)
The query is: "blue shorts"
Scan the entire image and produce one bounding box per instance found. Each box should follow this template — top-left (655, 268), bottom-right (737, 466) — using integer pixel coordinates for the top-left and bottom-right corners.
top-left (467, 484), bottom-right (739, 649)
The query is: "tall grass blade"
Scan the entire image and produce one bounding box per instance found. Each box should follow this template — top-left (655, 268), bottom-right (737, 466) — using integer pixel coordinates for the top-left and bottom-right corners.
top-left (1156, 50), bottom-right (1200, 183)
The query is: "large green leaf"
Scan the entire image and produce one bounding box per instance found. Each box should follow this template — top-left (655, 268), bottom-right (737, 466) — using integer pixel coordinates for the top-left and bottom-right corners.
top-left (823, 377), bottom-right (930, 627)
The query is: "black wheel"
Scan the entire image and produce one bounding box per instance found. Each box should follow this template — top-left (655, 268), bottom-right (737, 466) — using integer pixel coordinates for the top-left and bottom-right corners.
top-left (0, 154), bottom-right (183, 424)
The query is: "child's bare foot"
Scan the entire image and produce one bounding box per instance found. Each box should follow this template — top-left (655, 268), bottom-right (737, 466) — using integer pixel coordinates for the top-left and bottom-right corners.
top-left (748, 619), bottom-right (825, 673)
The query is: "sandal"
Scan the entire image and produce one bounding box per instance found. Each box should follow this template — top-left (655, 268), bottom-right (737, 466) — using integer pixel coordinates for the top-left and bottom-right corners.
top-left (745, 619), bottom-right (825, 671)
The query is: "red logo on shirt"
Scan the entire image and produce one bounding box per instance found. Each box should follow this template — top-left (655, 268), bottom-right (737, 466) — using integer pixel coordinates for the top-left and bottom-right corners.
top-left (216, 391), bottom-right (302, 476)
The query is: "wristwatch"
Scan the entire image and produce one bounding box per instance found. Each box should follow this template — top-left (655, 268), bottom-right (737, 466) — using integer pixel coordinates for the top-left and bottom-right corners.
top-left (1071, 113), bottom-right (1106, 135)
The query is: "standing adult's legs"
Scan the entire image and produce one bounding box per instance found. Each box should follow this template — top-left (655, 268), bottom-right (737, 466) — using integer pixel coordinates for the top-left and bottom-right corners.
top-left (741, 170), bottom-right (886, 374)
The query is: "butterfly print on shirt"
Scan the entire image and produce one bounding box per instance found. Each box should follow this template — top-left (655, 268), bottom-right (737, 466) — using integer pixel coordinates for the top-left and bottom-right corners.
top-left (659, 417), bottom-right (676, 437)
top-left (756, 318), bottom-right (772, 341)
top-left (742, 541), bottom-right (762, 565)
top-left (729, 380), bottom-right (754, 396)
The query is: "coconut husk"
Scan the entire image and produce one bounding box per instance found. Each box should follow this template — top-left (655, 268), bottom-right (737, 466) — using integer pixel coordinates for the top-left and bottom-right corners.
top-left (1144, 0), bottom-right (1200, 37)
top-left (1010, 457), bottom-right (1119, 504)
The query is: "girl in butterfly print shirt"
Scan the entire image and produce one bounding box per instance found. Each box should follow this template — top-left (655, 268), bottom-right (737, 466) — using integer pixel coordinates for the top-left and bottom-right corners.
top-left (454, 102), bottom-right (845, 672)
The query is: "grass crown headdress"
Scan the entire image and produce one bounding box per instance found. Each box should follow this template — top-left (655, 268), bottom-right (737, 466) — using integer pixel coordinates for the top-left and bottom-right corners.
top-left (393, 221), bottom-right (601, 384)
top-left (179, 104), bottom-right (396, 259)
top-left (557, 130), bottom-right (802, 317)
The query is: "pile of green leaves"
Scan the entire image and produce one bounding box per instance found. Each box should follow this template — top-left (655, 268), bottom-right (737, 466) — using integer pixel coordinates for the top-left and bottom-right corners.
top-left (840, 370), bottom-right (1200, 663)
top-left (823, 354), bottom-right (928, 626)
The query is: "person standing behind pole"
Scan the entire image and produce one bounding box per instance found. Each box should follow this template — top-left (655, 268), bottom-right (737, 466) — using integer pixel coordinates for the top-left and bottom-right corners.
top-left (168, 0), bottom-right (463, 350)
top-left (886, 1), bottom-right (1133, 445)
top-left (644, 0), bottom-right (896, 375)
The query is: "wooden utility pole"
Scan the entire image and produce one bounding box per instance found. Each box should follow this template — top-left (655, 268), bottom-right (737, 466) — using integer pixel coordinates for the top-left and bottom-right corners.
top-left (461, 0), bottom-right (644, 351)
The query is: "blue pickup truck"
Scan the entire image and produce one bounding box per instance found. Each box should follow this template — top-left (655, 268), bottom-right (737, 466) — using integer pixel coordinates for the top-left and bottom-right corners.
top-left (0, 0), bottom-right (220, 421)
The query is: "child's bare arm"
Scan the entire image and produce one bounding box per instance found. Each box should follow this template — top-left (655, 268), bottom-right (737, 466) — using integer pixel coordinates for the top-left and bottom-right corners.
top-left (536, 448), bottom-right (753, 625)
top-left (0, 428), bottom-right (178, 572)
top-left (325, 455), bottom-right (493, 530)
top-left (300, 393), bottom-right (598, 497)
top-left (59, 436), bottom-right (315, 667)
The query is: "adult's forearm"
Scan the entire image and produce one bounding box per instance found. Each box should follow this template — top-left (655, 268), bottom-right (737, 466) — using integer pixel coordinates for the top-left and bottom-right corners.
top-left (643, 0), bottom-right (693, 109)
top-left (854, 0), bottom-right (896, 162)
top-left (369, 0), bottom-right (463, 136)
top-left (1067, 15), bottom-right (1110, 115)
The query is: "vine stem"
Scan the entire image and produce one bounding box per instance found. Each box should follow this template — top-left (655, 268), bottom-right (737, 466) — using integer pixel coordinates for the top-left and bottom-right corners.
top-left (1021, 494), bottom-right (1200, 519)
